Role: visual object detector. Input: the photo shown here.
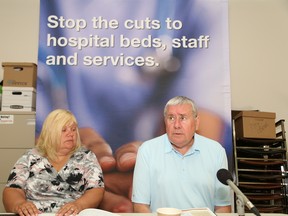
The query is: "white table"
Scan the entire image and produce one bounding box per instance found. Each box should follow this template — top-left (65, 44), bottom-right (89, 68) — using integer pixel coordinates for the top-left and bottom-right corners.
top-left (118, 214), bottom-right (287, 216)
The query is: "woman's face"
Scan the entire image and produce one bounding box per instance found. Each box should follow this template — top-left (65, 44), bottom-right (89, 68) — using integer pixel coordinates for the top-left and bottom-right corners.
top-left (59, 122), bottom-right (78, 154)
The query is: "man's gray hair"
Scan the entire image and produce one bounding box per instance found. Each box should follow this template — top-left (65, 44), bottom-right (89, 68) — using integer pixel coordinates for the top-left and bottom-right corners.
top-left (164, 96), bottom-right (198, 117)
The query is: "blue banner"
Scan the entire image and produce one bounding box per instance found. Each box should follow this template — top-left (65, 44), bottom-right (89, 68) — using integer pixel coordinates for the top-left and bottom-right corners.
top-left (37, 0), bottom-right (232, 211)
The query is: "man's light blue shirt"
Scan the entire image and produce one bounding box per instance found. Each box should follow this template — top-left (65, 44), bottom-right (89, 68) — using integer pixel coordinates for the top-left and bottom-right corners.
top-left (132, 133), bottom-right (231, 212)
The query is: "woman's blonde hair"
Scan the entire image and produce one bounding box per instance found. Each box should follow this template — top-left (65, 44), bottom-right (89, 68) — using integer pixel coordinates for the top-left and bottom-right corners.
top-left (36, 109), bottom-right (82, 161)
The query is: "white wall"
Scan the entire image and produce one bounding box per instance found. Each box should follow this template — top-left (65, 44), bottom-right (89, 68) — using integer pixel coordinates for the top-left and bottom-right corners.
top-left (0, 0), bottom-right (39, 64)
top-left (0, 0), bottom-right (287, 130)
top-left (229, 0), bottom-right (288, 131)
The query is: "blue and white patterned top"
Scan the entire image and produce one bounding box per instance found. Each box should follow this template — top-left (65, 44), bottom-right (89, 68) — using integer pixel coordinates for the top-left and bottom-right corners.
top-left (5, 147), bottom-right (104, 212)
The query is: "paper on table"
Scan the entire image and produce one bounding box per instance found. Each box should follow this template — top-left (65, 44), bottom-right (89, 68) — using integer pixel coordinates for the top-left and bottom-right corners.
top-left (39, 214), bottom-right (55, 216)
top-left (39, 209), bottom-right (121, 216)
top-left (181, 208), bottom-right (216, 216)
top-left (78, 208), bottom-right (121, 216)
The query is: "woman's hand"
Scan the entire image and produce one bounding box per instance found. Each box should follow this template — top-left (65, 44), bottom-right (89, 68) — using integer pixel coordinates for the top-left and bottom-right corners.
top-left (15, 201), bottom-right (41, 216)
top-left (3, 187), bottom-right (41, 216)
top-left (57, 202), bottom-right (80, 216)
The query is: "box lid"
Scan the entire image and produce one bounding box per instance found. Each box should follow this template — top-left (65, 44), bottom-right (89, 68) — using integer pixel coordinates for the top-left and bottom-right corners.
top-left (2, 86), bottom-right (36, 92)
top-left (234, 111), bottom-right (276, 120)
top-left (2, 62), bottom-right (37, 68)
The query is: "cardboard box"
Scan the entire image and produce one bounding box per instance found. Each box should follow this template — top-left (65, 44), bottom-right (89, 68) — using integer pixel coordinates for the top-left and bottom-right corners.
top-left (2, 62), bottom-right (37, 88)
top-left (234, 111), bottom-right (276, 139)
top-left (1, 87), bottom-right (36, 111)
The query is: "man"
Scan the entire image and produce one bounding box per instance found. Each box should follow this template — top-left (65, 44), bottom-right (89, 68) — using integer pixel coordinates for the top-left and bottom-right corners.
top-left (132, 96), bottom-right (231, 213)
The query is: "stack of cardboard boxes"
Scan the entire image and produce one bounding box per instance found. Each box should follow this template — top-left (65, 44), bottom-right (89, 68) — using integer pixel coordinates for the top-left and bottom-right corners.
top-left (1, 62), bottom-right (37, 111)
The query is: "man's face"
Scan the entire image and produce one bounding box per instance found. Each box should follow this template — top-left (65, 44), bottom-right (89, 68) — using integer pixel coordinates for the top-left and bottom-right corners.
top-left (165, 104), bottom-right (199, 150)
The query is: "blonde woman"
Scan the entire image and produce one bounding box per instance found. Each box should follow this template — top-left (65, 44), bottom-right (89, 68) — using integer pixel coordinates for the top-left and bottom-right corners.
top-left (3, 109), bottom-right (104, 216)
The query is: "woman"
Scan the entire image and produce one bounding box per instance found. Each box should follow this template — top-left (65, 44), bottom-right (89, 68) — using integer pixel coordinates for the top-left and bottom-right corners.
top-left (3, 109), bottom-right (104, 216)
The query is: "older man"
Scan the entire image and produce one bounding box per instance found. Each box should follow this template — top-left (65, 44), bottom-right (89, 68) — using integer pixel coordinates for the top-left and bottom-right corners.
top-left (132, 96), bottom-right (231, 213)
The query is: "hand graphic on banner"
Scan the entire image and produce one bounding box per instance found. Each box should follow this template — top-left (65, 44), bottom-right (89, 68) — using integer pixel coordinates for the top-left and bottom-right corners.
top-left (79, 128), bottom-right (142, 212)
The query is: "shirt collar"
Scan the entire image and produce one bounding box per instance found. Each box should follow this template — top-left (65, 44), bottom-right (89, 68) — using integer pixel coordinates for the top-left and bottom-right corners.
top-left (165, 133), bottom-right (201, 155)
